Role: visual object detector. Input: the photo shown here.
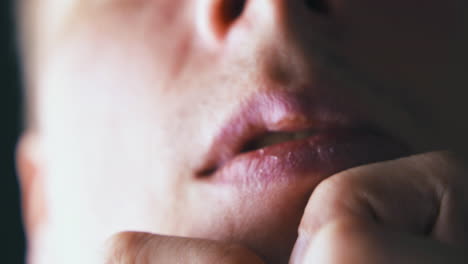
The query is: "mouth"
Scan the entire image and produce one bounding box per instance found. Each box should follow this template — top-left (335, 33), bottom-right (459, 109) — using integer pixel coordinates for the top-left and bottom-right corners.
top-left (200, 127), bottom-right (409, 186)
top-left (240, 130), bottom-right (318, 153)
top-left (197, 91), bottom-right (411, 186)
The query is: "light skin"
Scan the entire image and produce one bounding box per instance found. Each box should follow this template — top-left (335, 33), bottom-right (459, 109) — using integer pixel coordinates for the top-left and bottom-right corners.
top-left (17, 0), bottom-right (468, 263)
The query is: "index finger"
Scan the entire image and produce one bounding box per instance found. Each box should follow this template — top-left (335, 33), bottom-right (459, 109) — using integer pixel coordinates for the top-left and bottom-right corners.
top-left (289, 151), bottom-right (468, 262)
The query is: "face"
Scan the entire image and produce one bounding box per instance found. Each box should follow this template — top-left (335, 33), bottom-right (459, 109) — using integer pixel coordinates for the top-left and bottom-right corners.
top-left (22, 0), bottom-right (468, 263)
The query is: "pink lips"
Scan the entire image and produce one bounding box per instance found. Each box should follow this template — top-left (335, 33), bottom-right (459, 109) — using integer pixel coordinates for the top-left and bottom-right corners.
top-left (206, 128), bottom-right (408, 186)
top-left (197, 90), bottom-right (410, 187)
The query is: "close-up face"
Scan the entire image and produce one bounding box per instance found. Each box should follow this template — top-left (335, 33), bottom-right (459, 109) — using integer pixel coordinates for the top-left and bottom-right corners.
top-left (20, 0), bottom-right (468, 263)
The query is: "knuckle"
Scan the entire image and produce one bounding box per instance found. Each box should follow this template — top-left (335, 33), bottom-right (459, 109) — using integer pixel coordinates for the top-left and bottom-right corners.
top-left (310, 172), bottom-right (360, 213)
top-left (313, 174), bottom-right (353, 204)
top-left (407, 151), bottom-right (466, 198)
top-left (299, 174), bottom-right (367, 238)
top-left (408, 151), bottom-right (460, 181)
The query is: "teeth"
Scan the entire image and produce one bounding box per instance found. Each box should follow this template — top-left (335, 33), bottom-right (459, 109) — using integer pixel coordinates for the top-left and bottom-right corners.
top-left (293, 131), bottom-right (314, 140)
top-left (248, 130), bottom-right (316, 151)
top-left (256, 132), bottom-right (293, 148)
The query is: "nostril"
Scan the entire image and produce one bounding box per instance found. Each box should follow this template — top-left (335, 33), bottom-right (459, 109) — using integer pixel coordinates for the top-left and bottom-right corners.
top-left (198, 0), bottom-right (247, 45)
top-left (304, 0), bottom-right (330, 14)
top-left (208, 0), bottom-right (247, 41)
top-left (220, 0), bottom-right (246, 23)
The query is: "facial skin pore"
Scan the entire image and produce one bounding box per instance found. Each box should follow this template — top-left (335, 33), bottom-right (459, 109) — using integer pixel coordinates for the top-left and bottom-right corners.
top-left (18, 0), bottom-right (468, 263)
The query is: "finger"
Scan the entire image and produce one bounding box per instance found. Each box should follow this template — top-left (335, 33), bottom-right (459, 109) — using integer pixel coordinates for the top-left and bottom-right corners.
top-left (298, 217), bottom-right (468, 264)
top-left (105, 231), bottom-right (265, 264)
top-left (290, 151), bottom-right (468, 262)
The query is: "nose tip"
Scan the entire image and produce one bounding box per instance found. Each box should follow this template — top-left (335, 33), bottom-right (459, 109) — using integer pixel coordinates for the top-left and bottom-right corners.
top-left (197, 0), bottom-right (331, 46)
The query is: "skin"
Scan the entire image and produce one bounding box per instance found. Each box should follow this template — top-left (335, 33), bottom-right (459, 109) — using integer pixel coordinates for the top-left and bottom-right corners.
top-left (17, 0), bottom-right (468, 263)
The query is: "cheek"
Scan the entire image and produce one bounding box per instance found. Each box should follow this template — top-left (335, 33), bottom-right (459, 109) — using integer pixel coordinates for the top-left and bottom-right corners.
top-left (37, 0), bottom-right (203, 161)
top-left (34, 2), bottom-right (204, 244)
top-left (39, 45), bottom-right (176, 221)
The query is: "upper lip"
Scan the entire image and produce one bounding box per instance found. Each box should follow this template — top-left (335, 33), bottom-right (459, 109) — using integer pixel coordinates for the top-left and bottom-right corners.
top-left (196, 89), bottom-right (372, 176)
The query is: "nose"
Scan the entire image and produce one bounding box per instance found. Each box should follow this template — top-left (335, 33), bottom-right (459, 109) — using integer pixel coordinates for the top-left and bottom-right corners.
top-left (196, 0), bottom-right (332, 45)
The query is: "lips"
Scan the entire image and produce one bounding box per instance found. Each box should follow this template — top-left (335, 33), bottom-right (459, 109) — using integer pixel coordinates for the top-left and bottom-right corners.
top-left (196, 90), bottom-right (410, 187)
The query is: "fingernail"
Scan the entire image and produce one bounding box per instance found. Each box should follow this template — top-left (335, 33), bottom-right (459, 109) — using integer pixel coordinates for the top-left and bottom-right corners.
top-left (289, 232), bottom-right (311, 264)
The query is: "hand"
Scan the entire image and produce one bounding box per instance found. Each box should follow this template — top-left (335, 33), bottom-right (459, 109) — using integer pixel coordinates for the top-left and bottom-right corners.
top-left (105, 232), bottom-right (265, 263)
top-left (289, 151), bottom-right (468, 263)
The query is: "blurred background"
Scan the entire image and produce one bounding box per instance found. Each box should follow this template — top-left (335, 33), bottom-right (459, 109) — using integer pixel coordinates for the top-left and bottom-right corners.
top-left (1, 0), bottom-right (26, 262)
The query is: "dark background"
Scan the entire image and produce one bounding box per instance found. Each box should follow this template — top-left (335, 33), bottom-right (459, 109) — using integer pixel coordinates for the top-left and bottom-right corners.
top-left (1, 0), bottom-right (26, 262)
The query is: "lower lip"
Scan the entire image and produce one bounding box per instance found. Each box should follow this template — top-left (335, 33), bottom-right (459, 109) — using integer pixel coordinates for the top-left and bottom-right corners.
top-left (204, 129), bottom-right (410, 187)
